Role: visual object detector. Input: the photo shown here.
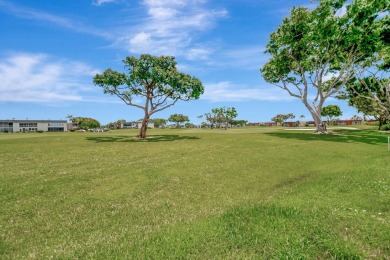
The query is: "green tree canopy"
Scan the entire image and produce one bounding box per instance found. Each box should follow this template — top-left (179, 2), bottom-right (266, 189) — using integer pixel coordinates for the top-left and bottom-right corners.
top-left (200, 107), bottom-right (238, 129)
top-left (321, 105), bottom-right (343, 125)
top-left (225, 107), bottom-right (238, 126)
top-left (339, 0), bottom-right (389, 128)
top-left (151, 118), bottom-right (167, 128)
top-left (93, 54), bottom-right (204, 138)
top-left (338, 77), bottom-right (389, 127)
top-left (271, 113), bottom-right (295, 126)
top-left (168, 114), bottom-right (189, 128)
top-left (260, 0), bottom-right (388, 133)
top-left (68, 116), bottom-right (101, 130)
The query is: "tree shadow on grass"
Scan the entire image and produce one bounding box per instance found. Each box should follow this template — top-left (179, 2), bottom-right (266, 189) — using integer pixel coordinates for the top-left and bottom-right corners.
top-left (85, 135), bottom-right (200, 143)
top-left (264, 129), bottom-right (389, 146)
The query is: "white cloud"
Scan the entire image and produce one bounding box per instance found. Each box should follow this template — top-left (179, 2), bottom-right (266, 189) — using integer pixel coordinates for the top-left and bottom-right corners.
top-left (128, 32), bottom-right (152, 51)
top-left (0, 53), bottom-right (99, 103)
top-left (185, 47), bottom-right (212, 60)
top-left (211, 46), bottom-right (267, 70)
top-left (92, 0), bottom-right (117, 6)
top-left (202, 81), bottom-right (294, 102)
top-left (1, 0), bottom-right (226, 61)
top-left (148, 7), bottom-right (178, 19)
top-left (117, 0), bottom-right (227, 59)
top-left (322, 72), bottom-right (340, 82)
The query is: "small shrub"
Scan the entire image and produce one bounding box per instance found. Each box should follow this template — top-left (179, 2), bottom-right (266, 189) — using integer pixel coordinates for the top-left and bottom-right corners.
top-left (70, 129), bottom-right (76, 132)
top-left (305, 123), bottom-right (309, 127)
top-left (380, 124), bottom-right (390, 131)
top-left (36, 130), bottom-right (44, 133)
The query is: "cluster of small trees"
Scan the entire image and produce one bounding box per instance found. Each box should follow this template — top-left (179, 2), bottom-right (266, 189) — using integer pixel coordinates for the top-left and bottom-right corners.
top-left (105, 119), bottom-right (126, 129)
top-left (272, 105), bottom-right (343, 127)
top-left (199, 107), bottom-right (239, 129)
top-left (163, 108), bottom-right (246, 129)
top-left (100, 108), bottom-right (246, 130)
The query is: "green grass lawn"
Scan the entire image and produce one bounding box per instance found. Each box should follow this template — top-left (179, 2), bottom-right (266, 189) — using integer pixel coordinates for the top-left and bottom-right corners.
top-left (0, 127), bottom-right (389, 259)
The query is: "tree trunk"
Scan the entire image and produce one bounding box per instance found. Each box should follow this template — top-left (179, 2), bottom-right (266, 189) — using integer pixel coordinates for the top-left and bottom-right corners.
top-left (302, 101), bottom-right (327, 133)
top-left (138, 115), bottom-right (150, 138)
top-left (378, 115), bottom-right (388, 130)
top-left (313, 115), bottom-right (327, 133)
top-left (307, 108), bottom-right (326, 133)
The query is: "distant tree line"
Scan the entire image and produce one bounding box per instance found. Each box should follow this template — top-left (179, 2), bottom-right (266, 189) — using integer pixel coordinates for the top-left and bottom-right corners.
top-left (99, 107), bottom-right (248, 130)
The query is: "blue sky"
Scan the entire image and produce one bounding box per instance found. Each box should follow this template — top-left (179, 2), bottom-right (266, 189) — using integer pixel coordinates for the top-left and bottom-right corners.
top-left (0, 0), bottom-right (359, 125)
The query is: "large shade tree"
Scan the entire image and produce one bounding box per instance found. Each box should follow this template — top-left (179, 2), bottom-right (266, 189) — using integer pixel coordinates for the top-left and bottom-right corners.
top-left (93, 54), bottom-right (204, 138)
top-left (260, 0), bottom-right (388, 133)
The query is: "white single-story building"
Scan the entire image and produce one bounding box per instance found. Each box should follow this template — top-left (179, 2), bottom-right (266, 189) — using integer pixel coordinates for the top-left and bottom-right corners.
top-left (0, 120), bottom-right (68, 133)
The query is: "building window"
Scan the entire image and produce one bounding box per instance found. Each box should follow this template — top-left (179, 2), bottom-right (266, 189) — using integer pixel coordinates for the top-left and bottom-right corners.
top-left (19, 123), bottom-right (37, 127)
top-left (0, 122), bottom-right (13, 127)
top-left (48, 127), bottom-right (64, 132)
top-left (48, 123), bottom-right (63, 127)
top-left (0, 121), bottom-right (13, 133)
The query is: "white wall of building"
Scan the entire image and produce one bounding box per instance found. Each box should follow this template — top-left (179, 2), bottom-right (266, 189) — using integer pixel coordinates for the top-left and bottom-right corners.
top-left (0, 120), bottom-right (68, 132)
